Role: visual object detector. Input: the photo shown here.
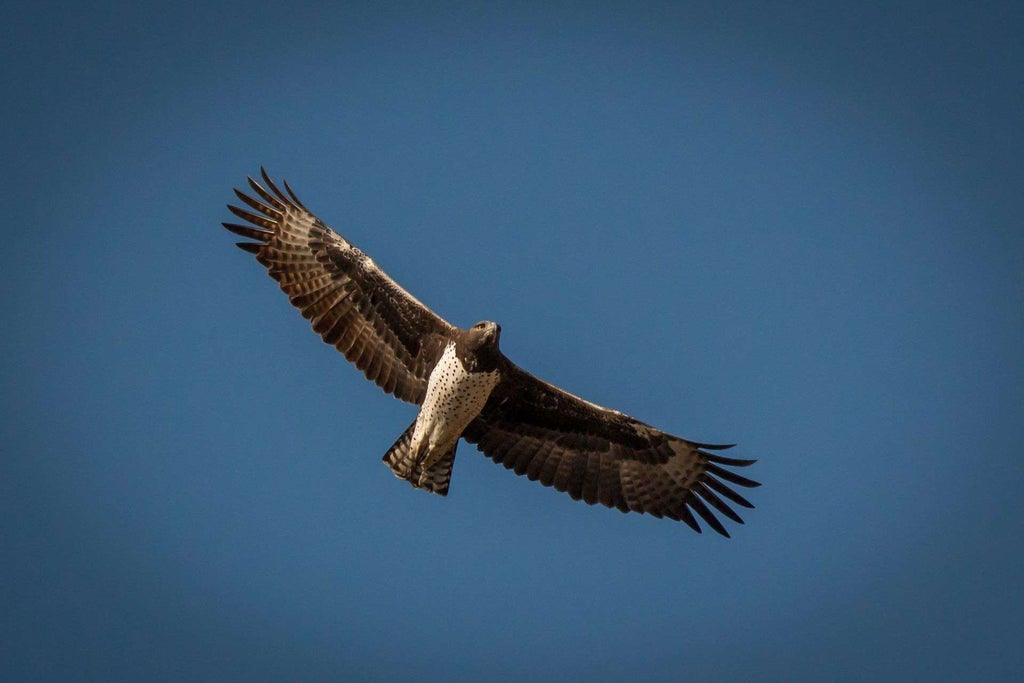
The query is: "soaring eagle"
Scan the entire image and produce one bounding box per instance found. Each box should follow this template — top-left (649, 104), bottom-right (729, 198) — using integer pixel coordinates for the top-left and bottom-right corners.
top-left (223, 169), bottom-right (759, 535)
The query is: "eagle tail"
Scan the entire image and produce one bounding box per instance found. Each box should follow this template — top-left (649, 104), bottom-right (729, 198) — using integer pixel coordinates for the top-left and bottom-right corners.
top-left (382, 421), bottom-right (457, 496)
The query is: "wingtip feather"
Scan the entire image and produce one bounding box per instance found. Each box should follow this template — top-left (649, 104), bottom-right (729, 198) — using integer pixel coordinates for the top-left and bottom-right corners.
top-left (702, 451), bottom-right (758, 467)
top-left (705, 462), bottom-right (761, 488)
top-left (283, 178), bottom-right (308, 210)
top-left (260, 167), bottom-right (287, 202)
top-left (695, 442), bottom-right (736, 450)
top-left (222, 221), bottom-right (272, 241)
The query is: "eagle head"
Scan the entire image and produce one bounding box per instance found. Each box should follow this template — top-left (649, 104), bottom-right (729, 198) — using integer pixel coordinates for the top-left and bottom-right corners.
top-left (468, 320), bottom-right (501, 350)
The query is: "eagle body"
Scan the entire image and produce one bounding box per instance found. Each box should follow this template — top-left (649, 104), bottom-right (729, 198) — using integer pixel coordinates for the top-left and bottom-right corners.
top-left (222, 169), bottom-right (761, 535)
top-left (411, 333), bottom-right (501, 462)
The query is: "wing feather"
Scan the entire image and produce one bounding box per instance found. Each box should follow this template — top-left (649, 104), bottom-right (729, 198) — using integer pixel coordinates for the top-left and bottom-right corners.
top-left (224, 168), bottom-right (454, 403)
top-left (463, 362), bottom-right (760, 535)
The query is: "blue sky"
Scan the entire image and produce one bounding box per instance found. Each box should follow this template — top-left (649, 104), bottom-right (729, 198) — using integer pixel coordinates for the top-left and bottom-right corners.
top-left (3, 2), bottom-right (1022, 681)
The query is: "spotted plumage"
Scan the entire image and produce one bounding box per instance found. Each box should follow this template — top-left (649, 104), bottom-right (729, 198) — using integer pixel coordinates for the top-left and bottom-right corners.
top-left (410, 340), bottom-right (500, 467)
top-left (223, 169), bottom-right (761, 535)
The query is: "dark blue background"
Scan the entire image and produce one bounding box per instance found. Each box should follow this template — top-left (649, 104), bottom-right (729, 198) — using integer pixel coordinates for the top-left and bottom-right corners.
top-left (4, 2), bottom-right (1022, 680)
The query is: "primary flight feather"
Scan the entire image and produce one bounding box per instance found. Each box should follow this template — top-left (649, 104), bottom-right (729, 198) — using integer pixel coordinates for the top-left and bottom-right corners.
top-left (223, 169), bottom-right (760, 535)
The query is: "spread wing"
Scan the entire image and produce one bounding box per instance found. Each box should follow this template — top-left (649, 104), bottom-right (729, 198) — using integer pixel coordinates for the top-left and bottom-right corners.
top-left (463, 363), bottom-right (760, 535)
top-left (223, 169), bottom-right (454, 404)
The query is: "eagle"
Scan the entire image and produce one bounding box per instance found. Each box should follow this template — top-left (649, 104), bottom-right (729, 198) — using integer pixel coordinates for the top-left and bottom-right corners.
top-left (222, 169), bottom-right (759, 536)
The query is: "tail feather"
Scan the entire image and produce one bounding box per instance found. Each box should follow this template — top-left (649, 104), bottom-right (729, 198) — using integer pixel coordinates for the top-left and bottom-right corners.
top-left (382, 421), bottom-right (457, 496)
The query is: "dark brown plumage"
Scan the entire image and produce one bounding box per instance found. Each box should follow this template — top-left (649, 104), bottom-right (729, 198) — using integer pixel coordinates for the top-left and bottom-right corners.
top-left (223, 169), bottom-right (760, 535)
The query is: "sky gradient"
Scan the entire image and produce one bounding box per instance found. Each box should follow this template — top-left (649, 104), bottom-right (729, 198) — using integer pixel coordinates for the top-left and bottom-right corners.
top-left (3, 2), bottom-right (1023, 681)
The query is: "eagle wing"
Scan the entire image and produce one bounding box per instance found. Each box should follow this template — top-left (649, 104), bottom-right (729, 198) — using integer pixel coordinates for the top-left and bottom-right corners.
top-left (223, 169), bottom-right (455, 404)
top-left (463, 363), bottom-right (760, 535)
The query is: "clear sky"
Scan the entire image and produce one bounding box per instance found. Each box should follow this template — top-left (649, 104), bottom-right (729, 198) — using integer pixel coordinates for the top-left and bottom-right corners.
top-left (3, 2), bottom-right (1023, 681)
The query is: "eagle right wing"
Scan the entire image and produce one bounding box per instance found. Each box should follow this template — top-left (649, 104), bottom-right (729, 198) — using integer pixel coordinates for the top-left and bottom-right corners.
top-left (463, 362), bottom-right (759, 535)
top-left (223, 169), bottom-right (455, 404)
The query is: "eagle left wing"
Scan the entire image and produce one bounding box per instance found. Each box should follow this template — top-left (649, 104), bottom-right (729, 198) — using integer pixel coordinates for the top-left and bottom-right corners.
top-left (223, 169), bottom-right (454, 404)
top-left (463, 362), bottom-right (759, 535)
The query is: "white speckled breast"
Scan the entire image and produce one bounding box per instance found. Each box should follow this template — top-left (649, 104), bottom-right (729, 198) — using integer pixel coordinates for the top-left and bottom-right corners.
top-left (411, 342), bottom-right (500, 464)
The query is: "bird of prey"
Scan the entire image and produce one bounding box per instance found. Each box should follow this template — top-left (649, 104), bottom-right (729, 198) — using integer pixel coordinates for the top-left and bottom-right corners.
top-left (222, 169), bottom-right (759, 535)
